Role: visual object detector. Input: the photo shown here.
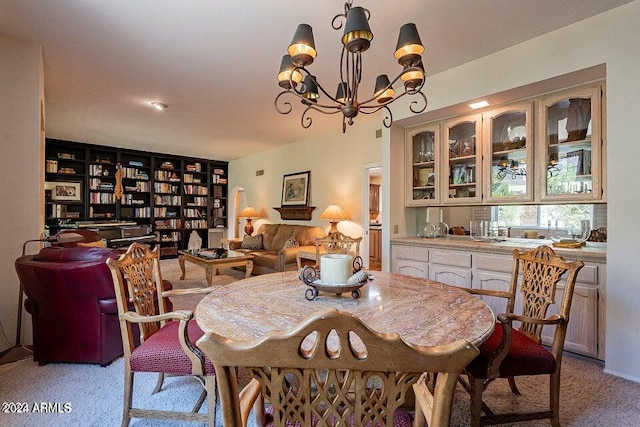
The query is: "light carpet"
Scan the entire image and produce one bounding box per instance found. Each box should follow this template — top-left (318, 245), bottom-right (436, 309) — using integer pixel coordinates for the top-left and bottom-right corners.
top-left (1, 259), bottom-right (639, 426)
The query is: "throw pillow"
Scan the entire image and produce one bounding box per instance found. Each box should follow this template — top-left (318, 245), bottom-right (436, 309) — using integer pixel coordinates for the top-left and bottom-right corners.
top-left (241, 234), bottom-right (263, 250)
top-left (282, 236), bottom-right (299, 249)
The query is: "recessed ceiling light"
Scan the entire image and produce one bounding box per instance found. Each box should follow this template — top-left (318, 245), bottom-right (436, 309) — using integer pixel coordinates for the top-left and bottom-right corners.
top-left (150, 102), bottom-right (168, 111)
top-left (468, 100), bottom-right (490, 109)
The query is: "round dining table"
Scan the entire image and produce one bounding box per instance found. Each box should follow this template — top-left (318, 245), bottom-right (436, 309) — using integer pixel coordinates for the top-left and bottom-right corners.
top-left (195, 270), bottom-right (495, 348)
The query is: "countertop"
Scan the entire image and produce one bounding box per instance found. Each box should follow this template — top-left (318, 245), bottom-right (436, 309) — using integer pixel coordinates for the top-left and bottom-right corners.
top-left (391, 235), bottom-right (606, 262)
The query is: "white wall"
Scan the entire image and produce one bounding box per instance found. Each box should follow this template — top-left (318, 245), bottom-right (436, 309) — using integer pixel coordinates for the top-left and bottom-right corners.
top-left (0, 34), bottom-right (44, 350)
top-left (229, 121), bottom-right (381, 242)
top-left (386, 1), bottom-right (640, 381)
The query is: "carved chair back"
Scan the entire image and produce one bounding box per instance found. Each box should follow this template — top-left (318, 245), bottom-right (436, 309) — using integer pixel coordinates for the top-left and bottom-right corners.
top-left (508, 245), bottom-right (583, 344)
top-left (199, 308), bottom-right (478, 427)
top-left (314, 232), bottom-right (362, 265)
top-left (108, 243), bottom-right (167, 342)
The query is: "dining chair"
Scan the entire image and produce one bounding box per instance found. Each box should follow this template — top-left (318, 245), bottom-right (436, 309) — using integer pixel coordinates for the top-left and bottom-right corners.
top-left (460, 245), bottom-right (584, 427)
top-left (106, 243), bottom-right (216, 427)
top-left (314, 231), bottom-right (362, 266)
top-left (197, 307), bottom-right (479, 427)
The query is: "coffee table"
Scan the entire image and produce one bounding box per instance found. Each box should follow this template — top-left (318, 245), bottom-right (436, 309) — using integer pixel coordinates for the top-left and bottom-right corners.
top-left (178, 249), bottom-right (253, 285)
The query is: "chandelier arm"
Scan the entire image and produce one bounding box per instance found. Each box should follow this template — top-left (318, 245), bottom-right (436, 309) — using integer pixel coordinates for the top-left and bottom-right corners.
top-left (358, 106), bottom-right (385, 114)
top-left (301, 105), bottom-right (315, 129)
top-left (332, 1), bottom-right (352, 30)
top-left (301, 103), bottom-right (345, 129)
top-left (408, 90), bottom-right (428, 114)
top-left (303, 103), bottom-right (344, 115)
top-left (280, 90), bottom-right (345, 112)
top-left (353, 51), bottom-right (362, 96)
top-left (342, 46), bottom-right (353, 104)
top-left (356, 65), bottom-right (424, 107)
top-left (290, 66), bottom-right (312, 96)
top-left (381, 105), bottom-right (393, 128)
top-left (355, 104), bottom-right (394, 127)
top-left (292, 65), bottom-right (342, 104)
top-left (274, 91), bottom-right (294, 115)
top-left (310, 76), bottom-right (342, 104)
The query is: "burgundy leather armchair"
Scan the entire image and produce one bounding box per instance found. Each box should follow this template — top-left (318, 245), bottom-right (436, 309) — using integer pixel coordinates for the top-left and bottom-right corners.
top-left (15, 246), bottom-right (172, 366)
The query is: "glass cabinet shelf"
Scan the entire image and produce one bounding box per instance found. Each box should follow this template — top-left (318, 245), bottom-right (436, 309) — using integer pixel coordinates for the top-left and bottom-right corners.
top-left (537, 86), bottom-right (602, 201)
top-left (484, 103), bottom-right (534, 202)
top-left (406, 124), bottom-right (440, 205)
top-left (444, 115), bottom-right (482, 204)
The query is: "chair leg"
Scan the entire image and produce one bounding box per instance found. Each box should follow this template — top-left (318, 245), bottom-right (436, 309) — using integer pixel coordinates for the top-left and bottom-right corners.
top-left (122, 371), bottom-right (134, 427)
top-left (152, 372), bottom-right (165, 394)
top-left (469, 376), bottom-right (484, 427)
top-left (206, 375), bottom-right (217, 426)
top-left (507, 376), bottom-right (521, 396)
top-left (550, 371), bottom-right (561, 427)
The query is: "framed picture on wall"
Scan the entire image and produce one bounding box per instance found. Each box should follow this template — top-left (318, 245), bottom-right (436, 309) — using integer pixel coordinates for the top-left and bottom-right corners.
top-left (50, 182), bottom-right (82, 201)
top-left (281, 171), bottom-right (310, 206)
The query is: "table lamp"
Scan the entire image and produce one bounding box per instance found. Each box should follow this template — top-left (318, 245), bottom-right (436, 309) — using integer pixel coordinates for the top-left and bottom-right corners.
top-left (238, 206), bottom-right (260, 236)
top-left (319, 204), bottom-right (349, 234)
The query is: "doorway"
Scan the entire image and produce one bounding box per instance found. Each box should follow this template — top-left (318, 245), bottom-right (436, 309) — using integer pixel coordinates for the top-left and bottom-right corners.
top-left (364, 164), bottom-right (382, 271)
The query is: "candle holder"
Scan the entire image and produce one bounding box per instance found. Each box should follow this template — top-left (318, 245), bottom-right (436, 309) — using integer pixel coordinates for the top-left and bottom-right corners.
top-left (299, 256), bottom-right (366, 300)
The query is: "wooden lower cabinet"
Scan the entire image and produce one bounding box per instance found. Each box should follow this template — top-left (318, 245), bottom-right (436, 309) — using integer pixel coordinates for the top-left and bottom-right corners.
top-left (391, 242), bottom-right (605, 360)
top-left (369, 229), bottom-right (381, 270)
top-left (391, 245), bottom-right (429, 278)
top-left (429, 249), bottom-right (472, 288)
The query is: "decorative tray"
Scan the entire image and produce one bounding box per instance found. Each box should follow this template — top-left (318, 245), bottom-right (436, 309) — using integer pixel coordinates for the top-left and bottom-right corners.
top-left (299, 256), bottom-right (369, 301)
top-left (552, 240), bottom-right (585, 249)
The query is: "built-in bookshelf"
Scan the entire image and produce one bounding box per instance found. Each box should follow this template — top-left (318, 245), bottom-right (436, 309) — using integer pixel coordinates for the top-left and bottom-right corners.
top-left (45, 139), bottom-right (229, 256)
top-left (210, 165), bottom-right (228, 229)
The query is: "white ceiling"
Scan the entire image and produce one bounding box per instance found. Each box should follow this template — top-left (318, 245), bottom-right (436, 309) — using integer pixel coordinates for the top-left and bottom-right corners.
top-left (0, 0), bottom-right (633, 161)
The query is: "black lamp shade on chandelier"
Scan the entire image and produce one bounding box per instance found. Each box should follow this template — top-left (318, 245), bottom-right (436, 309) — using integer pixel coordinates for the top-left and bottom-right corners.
top-left (275, 1), bottom-right (428, 132)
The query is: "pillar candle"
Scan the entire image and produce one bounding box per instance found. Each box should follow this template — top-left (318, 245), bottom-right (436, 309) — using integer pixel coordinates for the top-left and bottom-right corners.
top-left (321, 254), bottom-right (353, 284)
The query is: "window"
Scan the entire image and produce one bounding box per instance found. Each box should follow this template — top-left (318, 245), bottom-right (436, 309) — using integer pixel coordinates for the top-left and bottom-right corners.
top-left (493, 204), bottom-right (593, 231)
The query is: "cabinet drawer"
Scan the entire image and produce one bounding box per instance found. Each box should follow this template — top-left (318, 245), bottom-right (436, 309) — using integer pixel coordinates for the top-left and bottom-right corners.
top-left (475, 254), bottom-right (513, 273)
top-left (394, 259), bottom-right (429, 279)
top-left (431, 250), bottom-right (471, 268)
top-left (393, 245), bottom-right (428, 262)
top-left (576, 264), bottom-right (598, 284)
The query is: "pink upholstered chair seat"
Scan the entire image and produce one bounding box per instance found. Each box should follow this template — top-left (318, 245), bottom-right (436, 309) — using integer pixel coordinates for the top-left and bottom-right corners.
top-left (130, 320), bottom-right (214, 375)
top-left (466, 323), bottom-right (557, 379)
top-left (263, 399), bottom-right (415, 426)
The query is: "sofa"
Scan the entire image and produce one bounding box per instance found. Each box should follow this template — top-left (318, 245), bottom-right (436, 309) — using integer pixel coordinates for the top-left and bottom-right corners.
top-left (15, 246), bottom-right (172, 366)
top-left (229, 223), bottom-right (325, 275)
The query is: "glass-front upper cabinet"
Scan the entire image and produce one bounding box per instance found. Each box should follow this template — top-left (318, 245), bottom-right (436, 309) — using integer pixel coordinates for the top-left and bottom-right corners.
top-left (537, 85), bottom-right (603, 201)
top-left (405, 124), bottom-right (440, 206)
top-left (443, 114), bottom-right (482, 204)
top-left (483, 102), bottom-right (534, 203)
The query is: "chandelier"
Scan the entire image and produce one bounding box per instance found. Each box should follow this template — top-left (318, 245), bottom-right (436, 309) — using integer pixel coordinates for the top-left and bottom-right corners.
top-left (275, 1), bottom-right (427, 133)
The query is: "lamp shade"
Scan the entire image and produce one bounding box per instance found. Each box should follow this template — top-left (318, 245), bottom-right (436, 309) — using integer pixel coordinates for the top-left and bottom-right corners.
top-left (319, 204), bottom-right (349, 221)
top-left (335, 82), bottom-right (350, 104)
top-left (394, 23), bottom-right (424, 66)
top-left (373, 74), bottom-right (395, 103)
top-left (320, 204), bottom-right (349, 234)
top-left (277, 55), bottom-right (303, 89)
top-left (288, 24), bottom-right (317, 67)
top-left (341, 6), bottom-right (373, 53)
top-left (239, 206), bottom-right (260, 218)
top-left (302, 75), bottom-right (319, 101)
top-left (400, 60), bottom-right (424, 90)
